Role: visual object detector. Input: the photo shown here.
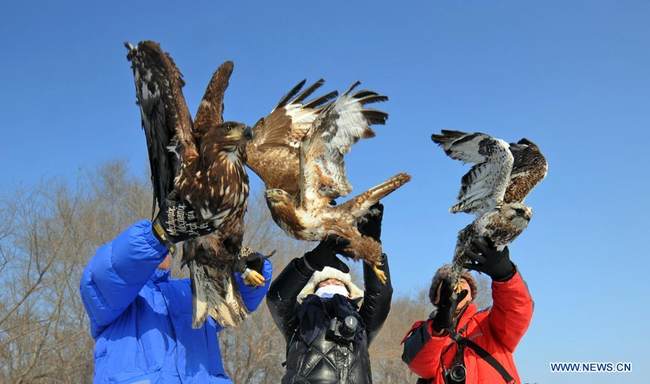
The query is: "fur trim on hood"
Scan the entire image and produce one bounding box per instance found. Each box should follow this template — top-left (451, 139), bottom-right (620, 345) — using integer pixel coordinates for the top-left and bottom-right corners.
top-left (297, 266), bottom-right (364, 304)
top-left (429, 264), bottom-right (478, 305)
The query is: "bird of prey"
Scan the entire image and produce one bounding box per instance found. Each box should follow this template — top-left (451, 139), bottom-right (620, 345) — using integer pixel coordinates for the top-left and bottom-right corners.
top-left (126, 41), bottom-right (260, 328)
top-left (431, 130), bottom-right (547, 288)
top-left (247, 80), bottom-right (411, 283)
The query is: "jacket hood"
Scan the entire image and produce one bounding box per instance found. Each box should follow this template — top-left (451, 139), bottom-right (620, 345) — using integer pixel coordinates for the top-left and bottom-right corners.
top-left (297, 266), bottom-right (364, 304)
top-left (429, 264), bottom-right (478, 305)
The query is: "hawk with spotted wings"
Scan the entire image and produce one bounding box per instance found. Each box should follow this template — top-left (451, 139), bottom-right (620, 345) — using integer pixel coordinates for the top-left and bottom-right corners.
top-left (431, 130), bottom-right (547, 289)
top-left (126, 41), bottom-right (262, 328)
top-left (247, 81), bottom-right (411, 283)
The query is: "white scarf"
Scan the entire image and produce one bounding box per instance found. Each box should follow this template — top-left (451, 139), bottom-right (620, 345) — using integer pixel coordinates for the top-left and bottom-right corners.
top-left (314, 284), bottom-right (349, 299)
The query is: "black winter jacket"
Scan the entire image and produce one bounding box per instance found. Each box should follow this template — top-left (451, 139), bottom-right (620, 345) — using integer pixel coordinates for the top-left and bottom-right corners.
top-left (267, 254), bottom-right (393, 384)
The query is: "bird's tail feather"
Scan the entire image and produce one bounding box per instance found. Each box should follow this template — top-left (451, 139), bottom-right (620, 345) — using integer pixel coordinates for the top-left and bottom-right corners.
top-left (342, 172), bottom-right (411, 217)
top-left (189, 261), bottom-right (249, 329)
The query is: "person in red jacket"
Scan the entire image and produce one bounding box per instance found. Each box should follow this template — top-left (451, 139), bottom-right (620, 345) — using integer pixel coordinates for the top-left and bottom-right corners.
top-left (402, 237), bottom-right (533, 384)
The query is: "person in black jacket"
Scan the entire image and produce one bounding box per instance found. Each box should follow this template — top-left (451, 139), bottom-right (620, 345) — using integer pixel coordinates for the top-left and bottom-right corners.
top-left (266, 203), bottom-right (393, 384)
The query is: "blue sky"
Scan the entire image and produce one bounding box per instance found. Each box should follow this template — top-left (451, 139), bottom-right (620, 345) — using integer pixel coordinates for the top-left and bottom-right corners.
top-left (2, 1), bottom-right (649, 382)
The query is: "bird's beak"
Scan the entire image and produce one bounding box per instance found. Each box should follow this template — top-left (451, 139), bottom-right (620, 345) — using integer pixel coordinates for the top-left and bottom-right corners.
top-left (243, 126), bottom-right (253, 140)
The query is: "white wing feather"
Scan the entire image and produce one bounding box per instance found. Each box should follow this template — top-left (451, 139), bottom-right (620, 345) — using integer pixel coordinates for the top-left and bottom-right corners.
top-left (300, 83), bottom-right (387, 208)
top-left (431, 130), bottom-right (513, 216)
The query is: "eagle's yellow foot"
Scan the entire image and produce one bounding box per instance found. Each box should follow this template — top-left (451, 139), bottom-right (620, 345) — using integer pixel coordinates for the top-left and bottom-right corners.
top-left (242, 269), bottom-right (266, 286)
top-left (453, 280), bottom-right (464, 294)
top-left (373, 265), bottom-right (387, 285)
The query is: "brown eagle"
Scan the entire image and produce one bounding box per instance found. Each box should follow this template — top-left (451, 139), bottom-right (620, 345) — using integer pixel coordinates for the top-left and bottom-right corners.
top-left (247, 80), bottom-right (411, 283)
top-left (431, 130), bottom-right (547, 290)
top-left (126, 41), bottom-right (260, 328)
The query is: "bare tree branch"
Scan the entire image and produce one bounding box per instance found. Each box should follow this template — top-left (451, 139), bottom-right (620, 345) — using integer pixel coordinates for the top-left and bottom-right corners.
top-left (0, 160), bottom-right (445, 383)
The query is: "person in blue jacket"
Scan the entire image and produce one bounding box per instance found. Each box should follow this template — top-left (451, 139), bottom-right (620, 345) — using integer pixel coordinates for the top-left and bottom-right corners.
top-left (79, 201), bottom-right (272, 384)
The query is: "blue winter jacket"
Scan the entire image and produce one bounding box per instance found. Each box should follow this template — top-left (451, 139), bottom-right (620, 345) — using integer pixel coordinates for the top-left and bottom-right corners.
top-left (79, 220), bottom-right (272, 384)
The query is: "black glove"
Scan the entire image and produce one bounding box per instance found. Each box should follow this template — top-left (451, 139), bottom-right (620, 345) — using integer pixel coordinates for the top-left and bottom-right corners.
top-left (303, 236), bottom-right (350, 273)
top-left (301, 203), bottom-right (383, 274)
top-left (152, 197), bottom-right (217, 247)
top-left (358, 203), bottom-right (383, 241)
top-left (431, 278), bottom-right (468, 333)
top-left (235, 249), bottom-right (269, 286)
top-left (463, 237), bottom-right (515, 282)
top-left (238, 251), bottom-right (265, 274)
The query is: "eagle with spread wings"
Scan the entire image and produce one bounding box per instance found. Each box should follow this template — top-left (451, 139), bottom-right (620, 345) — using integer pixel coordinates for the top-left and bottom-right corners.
top-left (431, 130), bottom-right (548, 289)
top-left (247, 80), bottom-right (411, 283)
top-left (126, 41), bottom-right (261, 328)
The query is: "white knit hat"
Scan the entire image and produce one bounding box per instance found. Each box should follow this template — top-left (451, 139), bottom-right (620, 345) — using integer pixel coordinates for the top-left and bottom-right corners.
top-left (297, 266), bottom-right (364, 305)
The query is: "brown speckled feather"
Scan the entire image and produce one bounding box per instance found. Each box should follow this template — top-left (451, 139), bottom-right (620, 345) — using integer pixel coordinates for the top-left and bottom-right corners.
top-left (127, 41), bottom-right (251, 328)
top-left (126, 40), bottom-right (197, 208)
top-left (504, 138), bottom-right (548, 203)
top-left (246, 79), bottom-right (336, 195)
top-left (431, 131), bottom-right (547, 296)
top-left (193, 61), bottom-right (233, 136)
top-left (261, 82), bottom-right (410, 283)
top-left (178, 66), bottom-right (251, 328)
top-left (300, 82), bottom-right (389, 207)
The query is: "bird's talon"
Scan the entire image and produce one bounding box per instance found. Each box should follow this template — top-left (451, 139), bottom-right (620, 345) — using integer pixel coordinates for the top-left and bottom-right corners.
top-left (243, 269), bottom-right (266, 287)
top-left (373, 266), bottom-right (387, 285)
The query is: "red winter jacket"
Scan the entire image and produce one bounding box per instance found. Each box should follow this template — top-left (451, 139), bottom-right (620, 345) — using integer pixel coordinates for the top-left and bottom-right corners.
top-left (402, 271), bottom-right (533, 384)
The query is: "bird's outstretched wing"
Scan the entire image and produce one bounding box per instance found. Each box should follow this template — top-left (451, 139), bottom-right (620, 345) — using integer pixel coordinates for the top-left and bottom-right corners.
top-left (193, 61), bottom-right (232, 136)
top-left (175, 61), bottom-right (242, 222)
top-left (431, 130), bottom-right (514, 215)
top-left (246, 79), bottom-right (337, 196)
top-left (300, 82), bottom-right (388, 208)
top-left (127, 42), bottom-right (253, 329)
top-left (125, 41), bottom-right (197, 210)
top-left (505, 138), bottom-right (548, 203)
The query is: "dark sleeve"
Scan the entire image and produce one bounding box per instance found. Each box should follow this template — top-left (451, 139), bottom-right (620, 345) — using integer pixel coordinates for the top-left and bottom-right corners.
top-left (359, 253), bottom-right (393, 344)
top-left (266, 257), bottom-right (314, 341)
